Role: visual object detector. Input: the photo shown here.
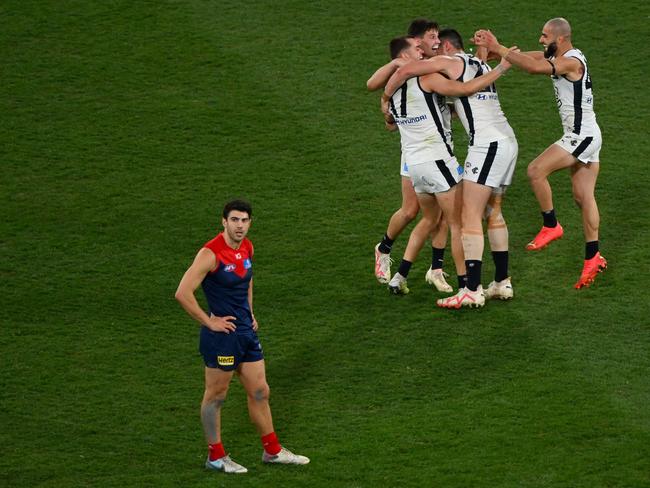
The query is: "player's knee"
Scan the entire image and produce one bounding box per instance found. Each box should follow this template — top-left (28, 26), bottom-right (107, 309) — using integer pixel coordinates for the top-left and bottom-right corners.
top-left (402, 205), bottom-right (419, 221)
top-left (527, 163), bottom-right (542, 181)
top-left (206, 384), bottom-right (229, 401)
top-left (573, 194), bottom-right (583, 209)
top-left (572, 185), bottom-right (587, 208)
top-left (251, 384), bottom-right (270, 402)
top-left (487, 211), bottom-right (506, 228)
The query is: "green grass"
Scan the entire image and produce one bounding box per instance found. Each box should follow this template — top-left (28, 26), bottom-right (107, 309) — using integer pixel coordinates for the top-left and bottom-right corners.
top-left (2, 1), bottom-right (649, 486)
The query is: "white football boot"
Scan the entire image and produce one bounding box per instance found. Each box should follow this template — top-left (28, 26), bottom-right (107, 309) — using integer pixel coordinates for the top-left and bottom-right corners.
top-left (484, 277), bottom-right (514, 300)
top-left (262, 447), bottom-right (310, 465)
top-left (205, 455), bottom-right (248, 474)
top-left (425, 267), bottom-right (453, 293)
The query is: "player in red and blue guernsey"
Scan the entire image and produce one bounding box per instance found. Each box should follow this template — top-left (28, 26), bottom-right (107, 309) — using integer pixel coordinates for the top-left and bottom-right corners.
top-left (175, 200), bottom-right (309, 474)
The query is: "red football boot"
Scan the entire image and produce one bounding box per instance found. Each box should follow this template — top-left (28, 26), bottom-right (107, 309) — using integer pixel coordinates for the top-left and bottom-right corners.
top-left (526, 223), bottom-right (564, 251)
top-left (574, 252), bottom-right (607, 289)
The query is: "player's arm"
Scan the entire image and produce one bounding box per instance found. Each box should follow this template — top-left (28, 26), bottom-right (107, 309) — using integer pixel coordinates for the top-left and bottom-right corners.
top-left (175, 248), bottom-right (236, 333)
top-left (499, 47), bottom-right (580, 76)
top-left (367, 58), bottom-right (407, 91)
top-left (384, 57), bottom-right (454, 97)
top-left (521, 51), bottom-right (545, 60)
top-left (504, 49), bottom-right (580, 75)
top-left (474, 45), bottom-right (489, 62)
top-left (470, 32), bottom-right (503, 62)
top-left (248, 277), bottom-right (258, 331)
top-left (474, 29), bottom-right (576, 76)
top-left (421, 58), bottom-right (510, 97)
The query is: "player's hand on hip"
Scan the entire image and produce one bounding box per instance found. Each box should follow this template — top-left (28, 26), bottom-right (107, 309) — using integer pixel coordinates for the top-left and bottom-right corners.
top-left (251, 314), bottom-right (258, 331)
top-left (207, 315), bottom-right (237, 333)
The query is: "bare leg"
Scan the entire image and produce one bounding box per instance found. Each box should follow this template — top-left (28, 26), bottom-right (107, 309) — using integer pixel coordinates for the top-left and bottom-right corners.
top-left (486, 192), bottom-right (509, 252)
top-left (430, 215), bottom-right (448, 249)
top-left (202, 367), bottom-right (234, 444)
top-left (461, 181), bottom-right (492, 259)
top-left (527, 144), bottom-right (578, 212)
top-left (570, 162), bottom-right (600, 242)
top-left (433, 185), bottom-right (465, 277)
top-left (238, 360), bottom-right (274, 436)
top-left (402, 196), bottom-right (441, 262)
top-left (386, 176), bottom-right (420, 239)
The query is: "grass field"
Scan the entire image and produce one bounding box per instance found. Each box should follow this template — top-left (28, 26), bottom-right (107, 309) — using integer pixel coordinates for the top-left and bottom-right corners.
top-left (2, 1), bottom-right (650, 486)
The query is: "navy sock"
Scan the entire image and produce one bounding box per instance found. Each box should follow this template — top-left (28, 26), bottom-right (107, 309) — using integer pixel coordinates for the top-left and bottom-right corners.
top-left (397, 259), bottom-right (412, 278)
top-left (378, 233), bottom-right (394, 254)
top-left (466, 260), bottom-right (482, 292)
top-left (431, 247), bottom-right (444, 270)
top-left (542, 209), bottom-right (558, 228)
top-left (585, 241), bottom-right (599, 260)
top-left (492, 251), bottom-right (509, 282)
top-left (457, 275), bottom-right (467, 289)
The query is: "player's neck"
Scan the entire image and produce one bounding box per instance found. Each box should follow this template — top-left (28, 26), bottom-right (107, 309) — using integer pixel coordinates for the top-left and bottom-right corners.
top-left (557, 43), bottom-right (573, 57)
top-left (222, 233), bottom-right (243, 250)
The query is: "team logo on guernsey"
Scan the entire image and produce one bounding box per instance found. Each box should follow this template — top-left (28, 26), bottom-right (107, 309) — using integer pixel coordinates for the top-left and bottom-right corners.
top-left (243, 258), bottom-right (252, 269)
top-left (217, 355), bottom-right (235, 366)
top-left (224, 264), bottom-right (236, 272)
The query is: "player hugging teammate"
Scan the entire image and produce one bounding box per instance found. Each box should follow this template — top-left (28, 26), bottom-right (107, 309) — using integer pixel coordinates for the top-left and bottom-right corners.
top-left (368, 17), bottom-right (606, 309)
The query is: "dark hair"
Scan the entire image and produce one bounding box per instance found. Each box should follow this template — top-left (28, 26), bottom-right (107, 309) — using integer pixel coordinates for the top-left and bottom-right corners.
top-left (407, 18), bottom-right (439, 38)
top-left (389, 36), bottom-right (415, 60)
top-left (438, 28), bottom-right (464, 50)
top-left (222, 199), bottom-right (252, 219)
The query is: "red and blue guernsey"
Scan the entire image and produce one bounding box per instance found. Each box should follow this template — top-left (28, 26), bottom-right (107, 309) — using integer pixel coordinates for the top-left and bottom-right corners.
top-left (201, 233), bottom-right (254, 333)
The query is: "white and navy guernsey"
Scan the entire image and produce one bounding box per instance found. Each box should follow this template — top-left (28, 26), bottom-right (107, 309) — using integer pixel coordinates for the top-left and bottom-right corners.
top-left (389, 77), bottom-right (454, 165)
top-left (452, 53), bottom-right (515, 146)
top-left (550, 48), bottom-right (599, 136)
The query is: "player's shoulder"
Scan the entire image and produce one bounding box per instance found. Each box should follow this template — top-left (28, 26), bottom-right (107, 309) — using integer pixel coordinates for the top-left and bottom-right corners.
top-left (435, 54), bottom-right (462, 64)
top-left (203, 233), bottom-right (225, 253)
top-left (242, 237), bottom-right (254, 256)
top-left (561, 48), bottom-right (585, 62)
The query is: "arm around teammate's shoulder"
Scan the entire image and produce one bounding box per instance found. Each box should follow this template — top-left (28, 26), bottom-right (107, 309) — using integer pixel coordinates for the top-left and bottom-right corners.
top-left (385, 56), bottom-right (457, 97)
top-left (422, 59), bottom-right (510, 97)
top-left (367, 59), bottom-right (403, 91)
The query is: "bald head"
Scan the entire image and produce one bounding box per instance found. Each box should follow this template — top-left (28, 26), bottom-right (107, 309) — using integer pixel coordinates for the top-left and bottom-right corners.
top-left (545, 17), bottom-right (572, 38)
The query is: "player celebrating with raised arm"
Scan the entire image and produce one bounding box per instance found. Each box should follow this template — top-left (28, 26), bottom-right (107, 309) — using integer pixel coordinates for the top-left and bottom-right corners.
top-left (381, 36), bottom-right (511, 299)
top-left (175, 200), bottom-right (309, 474)
top-left (474, 18), bottom-right (607, 288)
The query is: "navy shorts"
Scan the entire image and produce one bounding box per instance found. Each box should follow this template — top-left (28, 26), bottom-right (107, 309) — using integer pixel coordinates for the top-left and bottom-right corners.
top-left (199, 326), bottom-right (264, 371)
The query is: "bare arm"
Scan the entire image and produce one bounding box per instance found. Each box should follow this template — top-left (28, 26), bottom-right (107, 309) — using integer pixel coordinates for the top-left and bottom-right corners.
top-left (502, 47), bottom-right (580, 76)
top-left (175, 248), bottom-right (237, 333)
top-left (384, 57), bottom-right (457, 97)
top-left (474, 30), bottom-right (578, 75)
top-left (522, 51), bottom-right (545, 60)
top-left (367, 59), bottom-right (405, 91)
top-left (248, 277), bottom-right (258, 331)
top-left (474, 45), bottom-right (489, 62)
top-left (421, 59), bottom-right (510, 97)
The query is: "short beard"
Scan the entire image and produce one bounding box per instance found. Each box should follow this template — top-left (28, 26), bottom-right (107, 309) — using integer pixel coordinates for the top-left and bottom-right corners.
top-left (544, 41), bottom-right (558, 59)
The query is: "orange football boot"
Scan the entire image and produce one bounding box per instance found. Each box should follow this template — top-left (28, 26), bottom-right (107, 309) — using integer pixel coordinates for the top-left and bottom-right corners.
top-left (526, 223), bottom-right (564, 251)
top-left (574, 252), bottom-right (607, 289)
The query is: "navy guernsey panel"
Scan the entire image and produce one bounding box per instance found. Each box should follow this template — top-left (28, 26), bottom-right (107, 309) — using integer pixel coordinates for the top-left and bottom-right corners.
top-left (201, 233), bottom-right (254, 333)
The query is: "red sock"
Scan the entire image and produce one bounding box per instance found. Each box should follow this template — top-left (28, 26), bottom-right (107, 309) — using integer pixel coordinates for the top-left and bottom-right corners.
top-left (208, 442), bottom-right (226, 461)
top-left (261, 432), bottom-right (281, 455)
